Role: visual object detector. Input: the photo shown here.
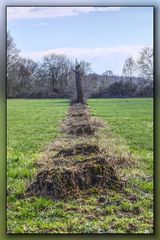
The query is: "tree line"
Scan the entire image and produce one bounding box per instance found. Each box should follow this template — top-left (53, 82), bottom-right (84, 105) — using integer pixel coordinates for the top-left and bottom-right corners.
top-left (7, 32), bottom-right (153, 99)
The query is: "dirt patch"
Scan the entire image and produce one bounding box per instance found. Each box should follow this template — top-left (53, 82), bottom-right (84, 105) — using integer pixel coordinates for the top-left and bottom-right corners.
top-left (26, 157), bottom-right (125, 199)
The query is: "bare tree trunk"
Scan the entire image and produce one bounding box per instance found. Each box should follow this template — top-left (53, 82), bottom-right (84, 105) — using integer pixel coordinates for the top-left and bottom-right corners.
top-left (75, 64), bottom-right (84, 104)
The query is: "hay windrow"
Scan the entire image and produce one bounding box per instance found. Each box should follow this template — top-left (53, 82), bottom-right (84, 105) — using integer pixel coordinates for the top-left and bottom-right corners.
top-left (61, 103), bottom-right (104, 136)
top-left (26, 157), bottom-right (126, 199)
top-left (26, 103), bottom-right (134, 199)
top-left (55, 144), bottom-right (100, 158)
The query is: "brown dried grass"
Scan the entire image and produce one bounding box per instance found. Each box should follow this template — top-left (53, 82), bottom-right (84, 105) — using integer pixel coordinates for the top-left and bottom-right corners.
top-left (26, 156), bottom-right (125, 199)
top-left (26, 103), bottom-right (137, 199)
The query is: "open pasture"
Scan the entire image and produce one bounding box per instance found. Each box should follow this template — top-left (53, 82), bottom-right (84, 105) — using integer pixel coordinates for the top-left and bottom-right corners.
top-left (7, 98), bottom-right (153, 233)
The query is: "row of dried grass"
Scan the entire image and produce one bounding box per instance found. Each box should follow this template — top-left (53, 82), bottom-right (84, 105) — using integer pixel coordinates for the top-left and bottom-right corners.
top-left (61, 103), bottom-right (104, 136)
top-left (26, 103), bottom-right (137, 199)
top-left (27, 156), bottom-right (126, 199)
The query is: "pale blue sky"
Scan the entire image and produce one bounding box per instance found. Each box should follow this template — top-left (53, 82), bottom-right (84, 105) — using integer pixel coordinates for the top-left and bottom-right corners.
top-left (7, 7), bottom-right (153, 74)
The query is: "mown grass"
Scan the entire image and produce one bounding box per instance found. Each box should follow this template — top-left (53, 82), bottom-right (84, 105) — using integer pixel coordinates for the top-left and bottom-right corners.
top-left (7, 98), bottom-right (153, 234)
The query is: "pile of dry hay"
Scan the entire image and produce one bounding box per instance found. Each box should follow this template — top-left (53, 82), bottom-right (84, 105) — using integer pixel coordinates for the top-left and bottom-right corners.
top-left (27, 156), bottom-right (125, 199)
top-left (61, 104), bottom-right (104, 135)
top-left (26, 104), bottom-right (126, 199)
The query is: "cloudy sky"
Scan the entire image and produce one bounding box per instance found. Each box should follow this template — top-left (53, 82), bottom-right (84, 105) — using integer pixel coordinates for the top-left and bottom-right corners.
top-left (7, 7), bottom-right (153, 75)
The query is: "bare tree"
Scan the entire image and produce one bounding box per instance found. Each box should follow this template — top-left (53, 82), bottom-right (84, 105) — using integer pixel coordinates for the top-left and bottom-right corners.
top-left (7, 32), bottom-right (20, 97)
top-left (137, 47), bottom-right (153, 81)
top-left (41, 53), bottom-right (71, 94)
top-left (122, 57), bottom-right (136, 80)
top-left (75, 63), bottom-right (84, 103)
top-left (8, 57), bottom-right (38, 97)
top-left (16, 58), bottom-right (38, 97)
top-left (7, 32), bottom-right (20, 73)
top-left (70, 60), bottom-right (91, 104)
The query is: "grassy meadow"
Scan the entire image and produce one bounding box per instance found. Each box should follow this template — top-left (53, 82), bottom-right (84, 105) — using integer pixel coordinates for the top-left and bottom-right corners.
top-left (7, 98), bottom-right (153, 234)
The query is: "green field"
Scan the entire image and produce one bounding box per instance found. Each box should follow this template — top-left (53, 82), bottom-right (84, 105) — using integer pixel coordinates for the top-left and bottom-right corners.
top-left (7, 98), bottom-right (153, 234)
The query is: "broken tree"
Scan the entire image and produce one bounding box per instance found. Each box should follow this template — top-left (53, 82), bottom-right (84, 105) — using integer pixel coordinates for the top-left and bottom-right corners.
top-left (71, 60), bottom-right (91, 104)
top-left (75, 64), bottom-right (84, 104)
